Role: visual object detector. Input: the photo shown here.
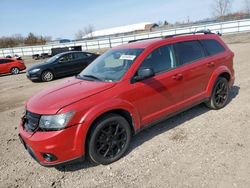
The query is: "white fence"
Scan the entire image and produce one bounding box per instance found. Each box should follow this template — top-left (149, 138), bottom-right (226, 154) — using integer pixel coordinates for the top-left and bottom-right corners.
top-left (1, 18), bottom-right (250, 57)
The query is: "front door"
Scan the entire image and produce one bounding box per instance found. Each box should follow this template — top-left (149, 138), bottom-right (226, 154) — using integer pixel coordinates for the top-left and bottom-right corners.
top-left (54, 53), bottom-right (78, 76)
top-left (128, 44), bottom-right (185, 126)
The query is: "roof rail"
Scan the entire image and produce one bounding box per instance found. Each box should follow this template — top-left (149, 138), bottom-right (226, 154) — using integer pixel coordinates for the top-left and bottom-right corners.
top-left (128, 36), bottom-right (160, 43)
top-left (128, 29), bottom-right (219, 43)
top-left (164, 29), bottom-right (214, 38)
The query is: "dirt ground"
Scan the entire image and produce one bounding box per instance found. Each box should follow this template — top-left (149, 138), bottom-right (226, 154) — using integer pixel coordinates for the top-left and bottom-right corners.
top-left (0, 33), bottom-right (250, 188)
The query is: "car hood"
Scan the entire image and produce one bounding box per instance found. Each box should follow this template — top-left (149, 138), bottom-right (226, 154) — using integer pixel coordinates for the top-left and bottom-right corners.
top-left (26, 77), bottom-right (116, 114)
top-left (27, 61), bottom-right (52, 71)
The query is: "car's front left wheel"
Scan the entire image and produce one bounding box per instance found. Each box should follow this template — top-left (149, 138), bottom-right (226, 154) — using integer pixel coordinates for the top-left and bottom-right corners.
top-left (88, 114), bottom-right (132, 165)
top-left (41, 70), bottom-right (54, 82)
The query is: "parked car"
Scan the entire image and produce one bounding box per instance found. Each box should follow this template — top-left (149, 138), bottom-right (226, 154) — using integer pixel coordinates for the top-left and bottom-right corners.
top-left (0, 58), bottom-right (26, 75)
top-left (27, 51), bottom-right (99, 82)
top-left (19, 31), bottom-right (235, 166)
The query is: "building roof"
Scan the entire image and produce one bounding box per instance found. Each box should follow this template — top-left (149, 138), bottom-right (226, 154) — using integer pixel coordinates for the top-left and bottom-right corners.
top-left (83, 22), bottom-right (156, 38)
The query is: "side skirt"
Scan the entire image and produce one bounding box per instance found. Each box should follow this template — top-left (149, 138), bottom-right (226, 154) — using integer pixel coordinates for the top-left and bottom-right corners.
top-left (135, 98), bottom-right (208, 134)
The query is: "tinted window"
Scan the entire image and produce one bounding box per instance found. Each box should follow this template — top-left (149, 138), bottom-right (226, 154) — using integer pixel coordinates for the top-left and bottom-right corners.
top-left (5, 59), bottom-right (13, 63)
top-left (86, 53), bottom-right (94, 57)
top-left (0, 59), bottom-right (13, 64)
top-left (175, 41), bottom-right (205, 65)
top-left (59, 53), bottom-right (74, 63)
top-left (200, 39), bottom-right (225, 56)
top-left (140, 45), bottom-right (176, 73)
top-left (74, 52), bottom-right (88, 59)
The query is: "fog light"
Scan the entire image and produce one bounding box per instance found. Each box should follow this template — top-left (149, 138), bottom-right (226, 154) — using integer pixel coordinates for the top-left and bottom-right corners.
top-left (41, 153), bottom-right (57, 162)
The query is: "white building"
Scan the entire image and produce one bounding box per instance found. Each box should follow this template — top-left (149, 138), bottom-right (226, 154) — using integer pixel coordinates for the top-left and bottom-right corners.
top-left (83, 22), bottom-right (158, 39)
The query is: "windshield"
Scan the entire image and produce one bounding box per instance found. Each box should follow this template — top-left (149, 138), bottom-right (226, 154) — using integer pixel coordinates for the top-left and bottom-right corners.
top-left (78, 48), bottom-right (144, 82)
top-left (45, 55), bottom-right (60, 63)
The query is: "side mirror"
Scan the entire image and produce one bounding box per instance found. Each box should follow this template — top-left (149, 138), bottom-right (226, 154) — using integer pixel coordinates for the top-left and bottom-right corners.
top-left (134, 68), bottom-right (155, 82)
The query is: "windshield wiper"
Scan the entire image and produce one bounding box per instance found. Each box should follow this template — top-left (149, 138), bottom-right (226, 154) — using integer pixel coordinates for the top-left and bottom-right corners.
top-left (80, 74), bottom-right (103, 81)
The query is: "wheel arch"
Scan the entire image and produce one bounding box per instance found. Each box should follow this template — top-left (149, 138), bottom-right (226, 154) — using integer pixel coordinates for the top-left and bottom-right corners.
top-left (206, 66), bottom-right (232, 97)
top-left (83, 107), bottom-right (137, 157)
top-left (9, 66), bottom-right (19, 73)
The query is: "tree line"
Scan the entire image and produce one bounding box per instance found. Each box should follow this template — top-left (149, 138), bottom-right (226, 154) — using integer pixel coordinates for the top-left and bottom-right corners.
top-left (0, 33), bottom-right (51, 48)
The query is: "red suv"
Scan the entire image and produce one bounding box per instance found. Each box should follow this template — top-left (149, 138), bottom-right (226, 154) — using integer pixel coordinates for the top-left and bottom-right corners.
top-left (0, 58), bottom-right (26, 75)
top-left (19, 31), bottom-right (235, 166)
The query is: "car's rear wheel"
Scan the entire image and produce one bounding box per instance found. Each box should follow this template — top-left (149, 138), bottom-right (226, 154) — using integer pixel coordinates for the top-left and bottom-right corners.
top-left (41, 70), bottom-right (54, 82)
top-left (11, 67), bottom-right (20, 75)
top-left (88, 114), bottom-right (132, 165)
top-left (206, 77), bottom-right (230, 109)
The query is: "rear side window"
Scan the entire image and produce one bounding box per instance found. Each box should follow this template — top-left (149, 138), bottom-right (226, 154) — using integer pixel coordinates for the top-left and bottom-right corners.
top-left (0, 59), bottom-right (13, 64)
top-left (174, 41), bottom-right (205, 65)
top-left (200, 39), bottom-right (225, 56)
top-left (74, 52), bottom-right (88, 59)
top-left (139, 45), bottom-right (176, 73)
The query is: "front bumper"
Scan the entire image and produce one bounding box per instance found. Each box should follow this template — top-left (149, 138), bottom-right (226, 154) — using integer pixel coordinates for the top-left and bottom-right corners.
top-left (19, 120), bottom-right (85, 166)
top-left (26, 71), bottom-right (41, 81)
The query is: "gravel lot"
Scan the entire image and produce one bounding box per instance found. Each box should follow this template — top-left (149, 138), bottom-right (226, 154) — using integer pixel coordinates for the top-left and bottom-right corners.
top-left (0, 34), bottom-right (250, 188)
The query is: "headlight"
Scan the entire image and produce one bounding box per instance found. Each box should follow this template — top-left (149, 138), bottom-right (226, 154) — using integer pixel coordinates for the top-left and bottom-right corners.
top-left (39, 111), bottom-right (75, 130)
top-left (29, 68), bottom-right (40, 73)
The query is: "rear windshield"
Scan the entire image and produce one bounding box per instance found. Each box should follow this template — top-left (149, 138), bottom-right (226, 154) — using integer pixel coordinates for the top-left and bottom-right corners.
top-left (200, 39), bottom-right (226, 56)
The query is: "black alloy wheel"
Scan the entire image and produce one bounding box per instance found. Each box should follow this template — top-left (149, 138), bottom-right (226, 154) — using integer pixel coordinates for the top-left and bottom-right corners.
top-left (206, 77), bottom-right (230, 109)
top-left (88, 114), bottom-right (131, 165)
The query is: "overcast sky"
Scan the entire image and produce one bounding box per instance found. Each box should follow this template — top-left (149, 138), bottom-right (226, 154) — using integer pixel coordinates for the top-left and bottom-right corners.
top-left (0, 0), bottom-right (244, 39)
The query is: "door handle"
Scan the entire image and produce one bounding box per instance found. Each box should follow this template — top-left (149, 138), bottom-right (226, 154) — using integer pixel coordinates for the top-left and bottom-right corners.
top-left (207, 62), bottom-right (215, 67)
top-left (172, 73), bottom-right (183, 81)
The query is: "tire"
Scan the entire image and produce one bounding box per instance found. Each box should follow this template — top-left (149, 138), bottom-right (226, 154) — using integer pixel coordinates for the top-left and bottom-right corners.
top-left (11, 67), bottom-right (20, 75)
top-left (88, 114), bottom-right (132, 165)
top-left (205, 77), bottom-right (230, 109)
top-left (41, 70), bottom-right (54, 82)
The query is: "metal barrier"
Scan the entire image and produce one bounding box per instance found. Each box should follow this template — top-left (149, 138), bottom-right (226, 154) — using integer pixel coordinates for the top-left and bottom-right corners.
top-left (1, 18), bottom-right (250, 57)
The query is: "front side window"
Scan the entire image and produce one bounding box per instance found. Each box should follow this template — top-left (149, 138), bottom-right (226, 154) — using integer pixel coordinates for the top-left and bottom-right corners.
top-left (59, 53), bottom-right (74, 63)
top-left (45, 55), bottom-right (60, 63)
top-left (200, 39), bottom-right (225, 56)
top-left (139, 45), bottom-right (176, 73)
top-left (175, 41), bottom-right (205, 65)
top-left (79, 48), bottom-right (143, 82)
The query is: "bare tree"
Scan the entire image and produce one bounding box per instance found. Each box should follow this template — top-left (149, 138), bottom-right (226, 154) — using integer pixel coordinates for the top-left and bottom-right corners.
top-left (83, 25), bottom-right (94, 38)
top-left (212, 0), bottom-right (233, 20)
top-left (75, 25), bottom-right (94, 39)
top-left (244, 0), bottom-right (250, 15)
top-left (75, 30), bottom-right (85, 40)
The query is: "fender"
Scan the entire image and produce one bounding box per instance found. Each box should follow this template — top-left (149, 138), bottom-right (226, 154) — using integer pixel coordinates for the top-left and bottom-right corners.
top-left (205, 65), bottom-right (232, 98)
top-left (80, 98), bottom-right (141, 130)
top-left (73, 98), bottom-right (141, 155)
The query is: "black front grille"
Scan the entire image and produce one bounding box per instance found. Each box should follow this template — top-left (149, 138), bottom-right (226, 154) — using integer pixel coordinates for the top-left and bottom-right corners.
top-left (23, 111), bottom-right (41, 132)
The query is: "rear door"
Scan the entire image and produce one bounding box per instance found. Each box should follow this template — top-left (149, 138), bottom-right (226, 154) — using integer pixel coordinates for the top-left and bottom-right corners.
top-left (73, 52), bottom-right (92, 72)
top-left (174, 40), bottom-right (211, 102)
top-left (200, 39), bottom-right (227, 74)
